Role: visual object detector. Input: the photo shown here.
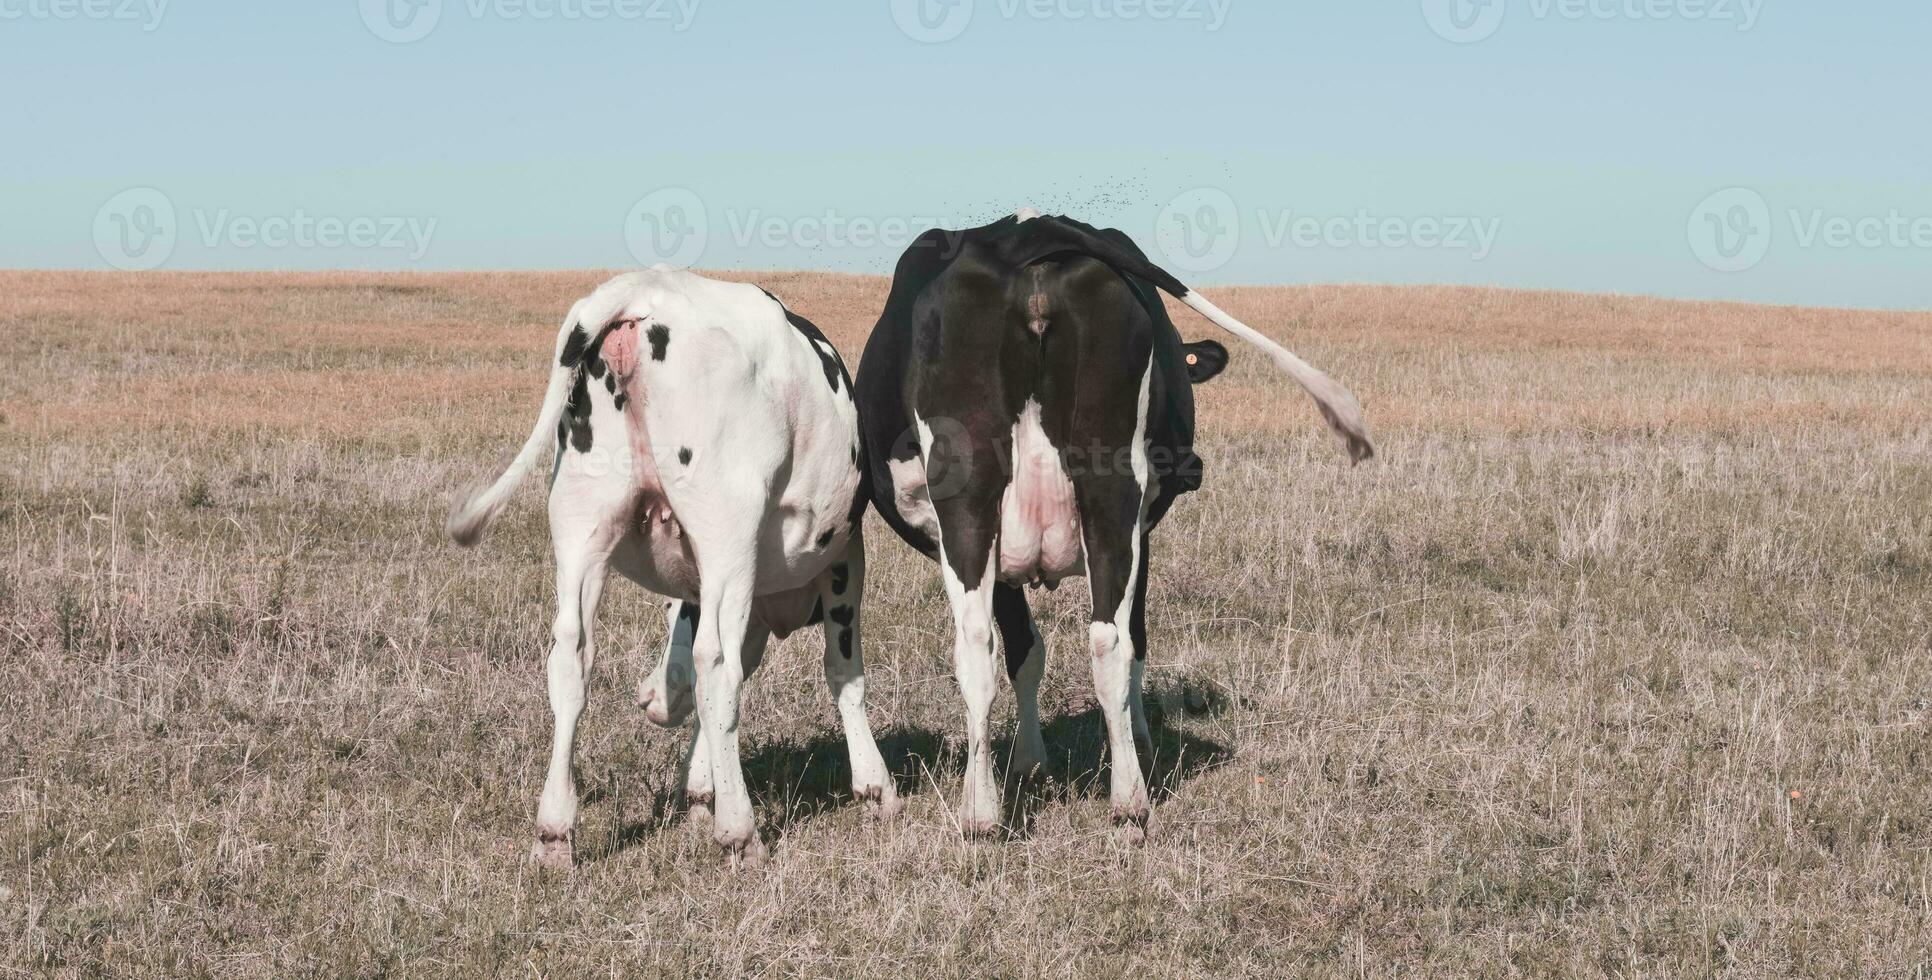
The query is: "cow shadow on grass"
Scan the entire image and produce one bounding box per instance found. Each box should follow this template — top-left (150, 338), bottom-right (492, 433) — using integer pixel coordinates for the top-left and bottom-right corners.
top-left (605, 679), bottom-right (1232, 850)
top-left (997, 691), bottom-right (1234, 838)
top-left (591, 679), bottom-right (1235, 857)
top-left (586, 727), bottom-right (952, 861)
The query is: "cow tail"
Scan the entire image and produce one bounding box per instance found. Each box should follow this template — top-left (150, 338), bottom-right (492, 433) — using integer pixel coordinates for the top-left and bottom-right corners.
top-left (1021, 215), bottom-right (1376, 463)
top-left (445, 310), bottom-right (585, 546)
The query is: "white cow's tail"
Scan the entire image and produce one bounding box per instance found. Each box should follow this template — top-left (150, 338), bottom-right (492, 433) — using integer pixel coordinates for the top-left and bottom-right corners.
top-left (1178, 291), bottom-right (1375, 464)
top-left (446, 313), bottom-right (583, 547)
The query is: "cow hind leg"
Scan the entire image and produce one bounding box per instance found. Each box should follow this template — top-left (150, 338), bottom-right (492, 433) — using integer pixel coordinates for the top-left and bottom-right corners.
top-left (1076, 471), bottom-right (1154, 844)
top-left (816, 534), bottom-right (900, 818)
top-left (682, 713), bottom-right (714, 826)
top-left (533, 520), bottom-right (618, 869)
top-left (919, 416), bottom-right (1007, 838)
top-left (684, 620), bottom-right (770, 826)
top-left (682, 507), bottom-right (768, 864)
top-left (994, 583), bottom-right (1049, 778)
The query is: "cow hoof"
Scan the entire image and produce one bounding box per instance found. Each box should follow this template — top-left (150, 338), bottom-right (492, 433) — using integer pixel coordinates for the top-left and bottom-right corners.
top-left (960, 814), bottom-right (1001, 839)
top-left (719, 831), bottom-right (767, 868)
top-left (1111, 805), bottom-right (1150, 846)
top-left (685, 791), bottom-right (714, 826)
top-left (857, 784), bottom-right (904, 821)
top-left (531, 830), bottom-right (575, 869)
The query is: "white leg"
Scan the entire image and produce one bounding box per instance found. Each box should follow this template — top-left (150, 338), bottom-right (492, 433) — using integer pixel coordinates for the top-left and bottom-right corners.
top-left (917, 410), bottom-right (1005, 837)
top-left (682, 620), bottom-right (770, 826)
top-left (939, 559), bottom-right (1001, 836)
top-left (817, 539), bottom-right (900, 818)
top-left (1089, 621), bottom-right (1150, 841)
top-left (1079, 362), bottom-right (1157, 843)
top-left (691, 571), bottom-right (764, 862)
top-left (681, 713), bottom-right (714, 825)
top-left (534, 538), bottom-right (611, 869)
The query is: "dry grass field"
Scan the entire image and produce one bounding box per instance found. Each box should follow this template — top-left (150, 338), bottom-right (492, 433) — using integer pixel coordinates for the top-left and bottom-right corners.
top-left (3, 269), bottom-right (1930, 977)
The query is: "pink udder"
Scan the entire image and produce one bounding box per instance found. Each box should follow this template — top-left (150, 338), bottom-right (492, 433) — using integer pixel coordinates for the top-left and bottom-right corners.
top-left (602, 321), bottom-right (640, 378)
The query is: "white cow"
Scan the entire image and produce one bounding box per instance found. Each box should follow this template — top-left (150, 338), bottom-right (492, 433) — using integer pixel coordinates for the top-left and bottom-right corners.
top-left (447, 268), bottom-right (898, 867)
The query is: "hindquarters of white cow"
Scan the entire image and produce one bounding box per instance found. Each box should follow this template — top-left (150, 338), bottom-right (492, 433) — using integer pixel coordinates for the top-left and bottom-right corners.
top-left (556, 270), bottom-right (864, 607)
top-left (526, 268), bottom-right (884, 867)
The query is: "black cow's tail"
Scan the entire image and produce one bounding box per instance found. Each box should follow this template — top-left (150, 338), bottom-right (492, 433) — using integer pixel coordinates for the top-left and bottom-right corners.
top-left (1011, 212), bottom-right (1375, 463)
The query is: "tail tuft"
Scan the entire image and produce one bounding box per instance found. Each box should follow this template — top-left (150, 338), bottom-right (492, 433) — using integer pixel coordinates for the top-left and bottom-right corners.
top-left (446, 478), bottom-right (506, 547)
top-left (1179, 291), bottom-right (1376, 464)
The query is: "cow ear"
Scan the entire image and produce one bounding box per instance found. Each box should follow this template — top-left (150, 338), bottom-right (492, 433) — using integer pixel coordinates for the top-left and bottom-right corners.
top-left (1182, 340), bottom-right (1229, 384)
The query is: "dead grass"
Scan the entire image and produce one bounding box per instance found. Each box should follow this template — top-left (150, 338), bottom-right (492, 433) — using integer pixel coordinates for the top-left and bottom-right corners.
top-left (2, 270), bottom-right (1929, 977)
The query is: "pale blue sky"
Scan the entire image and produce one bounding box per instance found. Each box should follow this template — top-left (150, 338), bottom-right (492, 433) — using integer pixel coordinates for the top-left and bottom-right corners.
top-left (5, 1), bottom-right (1929, 309)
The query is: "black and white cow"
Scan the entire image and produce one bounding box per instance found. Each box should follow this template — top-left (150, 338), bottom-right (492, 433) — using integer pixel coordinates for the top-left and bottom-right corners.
top-left (447, 268), bottom-right (897, 867)
top-left (853, 212), bottom-right (1373, 840)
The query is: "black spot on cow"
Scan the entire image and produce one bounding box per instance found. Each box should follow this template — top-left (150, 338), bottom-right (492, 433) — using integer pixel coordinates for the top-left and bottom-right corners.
top-left (837, 630), bottom-right (852, 659)
top-left (647, 324), bottom-right (670, 361)
top-left (847, 481), bottom-right (867, 527)
top-left (564, 370), bottom-right (595, 452)
top-left (556, 321), bottom-right (623, 453)
top-left (678, 447), bottom-right (692, 465)
top-left (815, 528), bottom-right (835, 549)
top-left (828, 562), bottom-right (850, 595)
top-left (761, 287), bottom-right (848, 394)
top-left (559, 325), bottom-right (589, 368)
top-left (677, 602), bottom-right (700, 630)
top-left (613, 391), bottom-right (628, 411)
top-left (827, 605), bottom-right (854, 628)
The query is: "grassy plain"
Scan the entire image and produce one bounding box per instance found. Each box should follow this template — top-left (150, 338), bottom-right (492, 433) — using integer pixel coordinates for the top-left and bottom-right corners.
top-left (3, 269), bottom-right (1929, 976)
